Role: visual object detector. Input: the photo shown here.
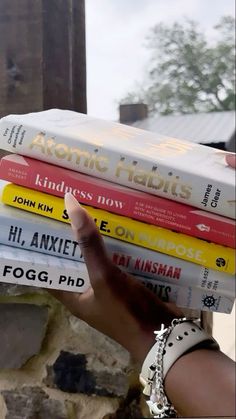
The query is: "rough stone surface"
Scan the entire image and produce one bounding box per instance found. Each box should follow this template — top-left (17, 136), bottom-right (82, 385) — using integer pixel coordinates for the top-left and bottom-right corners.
top-left (0, 283), bottom-right (43, 296)
top-left (0, 284), bottom-right (30, 296)
top-left (52, 352), bottom-right (96, 395)
top-left (73, 398), bottom-right (119, 419)
top-left (92, 369), bottom-right (129, 398)
top-left (0, 303), bottom-right (48, 369)
top-left (1, 387), bottom-right (68, 419)
top-left (46, 351), bottom-right (128, 398)
top-left (68, 316), bottom-right (130, 368)
top-left (103, 386), bottom-right (147, 419)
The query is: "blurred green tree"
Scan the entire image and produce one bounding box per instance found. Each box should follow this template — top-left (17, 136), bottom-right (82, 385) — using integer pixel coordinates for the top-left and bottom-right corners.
top-left (120, 16), bottom-right (235, 115)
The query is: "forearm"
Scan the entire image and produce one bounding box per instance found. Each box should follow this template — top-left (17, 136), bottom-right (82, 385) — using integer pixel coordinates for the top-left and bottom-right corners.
top-left (165, 348), bottom-right (236, 417)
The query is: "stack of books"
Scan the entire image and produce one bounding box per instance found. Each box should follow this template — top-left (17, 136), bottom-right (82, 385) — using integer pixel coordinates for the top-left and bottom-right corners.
top-left (0, 109), bottom-right (235, 313)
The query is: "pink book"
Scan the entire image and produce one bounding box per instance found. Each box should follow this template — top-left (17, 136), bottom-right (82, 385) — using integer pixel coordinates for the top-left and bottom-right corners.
top-left (0, 154), bottom-right (235, 248)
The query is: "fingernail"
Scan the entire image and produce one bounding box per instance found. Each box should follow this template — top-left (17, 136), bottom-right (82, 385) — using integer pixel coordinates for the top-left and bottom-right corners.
top-left (225, 153), bottom-right (236, 168)
top-left (64, 192), bottom-right (84, 230)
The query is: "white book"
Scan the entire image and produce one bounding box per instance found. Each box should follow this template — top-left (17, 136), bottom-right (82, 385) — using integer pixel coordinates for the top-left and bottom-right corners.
top-left (0, 244), bottom-right (234, 313)
top-left (0, 109), bottom-right (235, 218)
top-left (139, 277), bottom-right (235, 314)
top-left (0, 201), bottom-right (235, 297)
top-left (0, 243), bottom-right (90, 292)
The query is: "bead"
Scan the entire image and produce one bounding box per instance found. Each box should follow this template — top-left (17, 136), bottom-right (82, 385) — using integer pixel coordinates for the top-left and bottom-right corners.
top-left (150, 393), bottom-right (158, 402)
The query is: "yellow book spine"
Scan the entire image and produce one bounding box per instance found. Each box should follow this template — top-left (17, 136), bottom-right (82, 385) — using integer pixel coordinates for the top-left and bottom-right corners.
top-left (2, 183), bottom-right (235, 274)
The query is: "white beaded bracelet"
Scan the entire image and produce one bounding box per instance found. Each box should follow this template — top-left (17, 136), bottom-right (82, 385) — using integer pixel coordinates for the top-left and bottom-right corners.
top-left (139, 317), bottom-right (219, 418)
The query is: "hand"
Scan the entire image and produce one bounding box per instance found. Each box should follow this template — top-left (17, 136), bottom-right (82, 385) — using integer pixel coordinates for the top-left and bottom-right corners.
top-left (48, 156), bottom-right (236, 417)
top-left (49, 152), bottom-right (235, 363)
top-left (49, 193), bottom-right (182, 364)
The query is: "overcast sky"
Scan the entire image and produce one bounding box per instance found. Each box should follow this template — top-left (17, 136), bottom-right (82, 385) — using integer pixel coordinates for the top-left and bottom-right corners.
top-left (86, 0), bottom-right (235, 120)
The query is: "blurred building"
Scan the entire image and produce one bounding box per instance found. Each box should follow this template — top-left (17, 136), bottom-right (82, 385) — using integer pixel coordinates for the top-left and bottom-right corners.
top-left (119, 103), bottom-right (235, 152)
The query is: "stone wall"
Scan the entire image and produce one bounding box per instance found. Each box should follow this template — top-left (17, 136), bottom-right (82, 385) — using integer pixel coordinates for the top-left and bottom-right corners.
top-left (0, 284), bottom-right (148, 419)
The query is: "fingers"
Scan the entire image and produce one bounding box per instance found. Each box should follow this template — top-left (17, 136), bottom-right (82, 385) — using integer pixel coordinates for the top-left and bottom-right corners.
top-left (225, 153), bottom-right (236, 169)
top-left (64, 193), bottom-right (112, 286)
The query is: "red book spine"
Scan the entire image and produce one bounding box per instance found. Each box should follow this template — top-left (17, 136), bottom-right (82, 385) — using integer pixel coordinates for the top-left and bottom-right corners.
top-left (0, 154), bottom-right (235, 248)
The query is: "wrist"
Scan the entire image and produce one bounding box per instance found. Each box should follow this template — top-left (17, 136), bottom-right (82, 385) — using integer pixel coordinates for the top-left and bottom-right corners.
top-left (128, 330), bottom-right (157, 365)
top-left (128, 312), bottom-right (183, 364)
top-left (139, 318), bottom-right (219, 418)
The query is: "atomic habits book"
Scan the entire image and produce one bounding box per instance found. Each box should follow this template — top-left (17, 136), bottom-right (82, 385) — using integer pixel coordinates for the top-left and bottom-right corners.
top-left (0, 202), bottom-right (234, 296)
top-left (0, 244), bottom-right (234, 313)
top-left (0, 109), bottom-right (235, 219)
top-left (0, 154), bottom-right (235, 247)
top-left (1, 183), bottom-right (236, 274)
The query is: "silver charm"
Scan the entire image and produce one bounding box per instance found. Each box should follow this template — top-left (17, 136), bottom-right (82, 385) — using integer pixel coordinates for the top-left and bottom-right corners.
top-left (154, 324), bottom-right (168, 340)
top-left (143, 319), bottom-right (187, 418)
top-left (146, 400), bottom-right (175, 418)
top-left (146, 400), bottom-right (166, 416)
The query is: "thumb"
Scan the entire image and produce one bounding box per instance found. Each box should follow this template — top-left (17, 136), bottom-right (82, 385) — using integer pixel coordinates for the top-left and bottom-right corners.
top-left (64, 193), bottom-right (113, 287)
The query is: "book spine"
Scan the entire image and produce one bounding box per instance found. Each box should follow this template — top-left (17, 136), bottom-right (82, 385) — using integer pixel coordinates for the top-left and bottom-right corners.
top-left (2, 184), bottom-right (236, 274)
top-left (0, 115), bottom-right (234, 219)
top-left (1, 155), bottom-right (235, 247)
top-left (140, 277), bottom-right (234, 314)
top-left (0, 207), bottom-right (234, 296)
top-left (0, 244), bottom-right (233, 313)
top-left (0, 245), bottom-right (90, 292)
